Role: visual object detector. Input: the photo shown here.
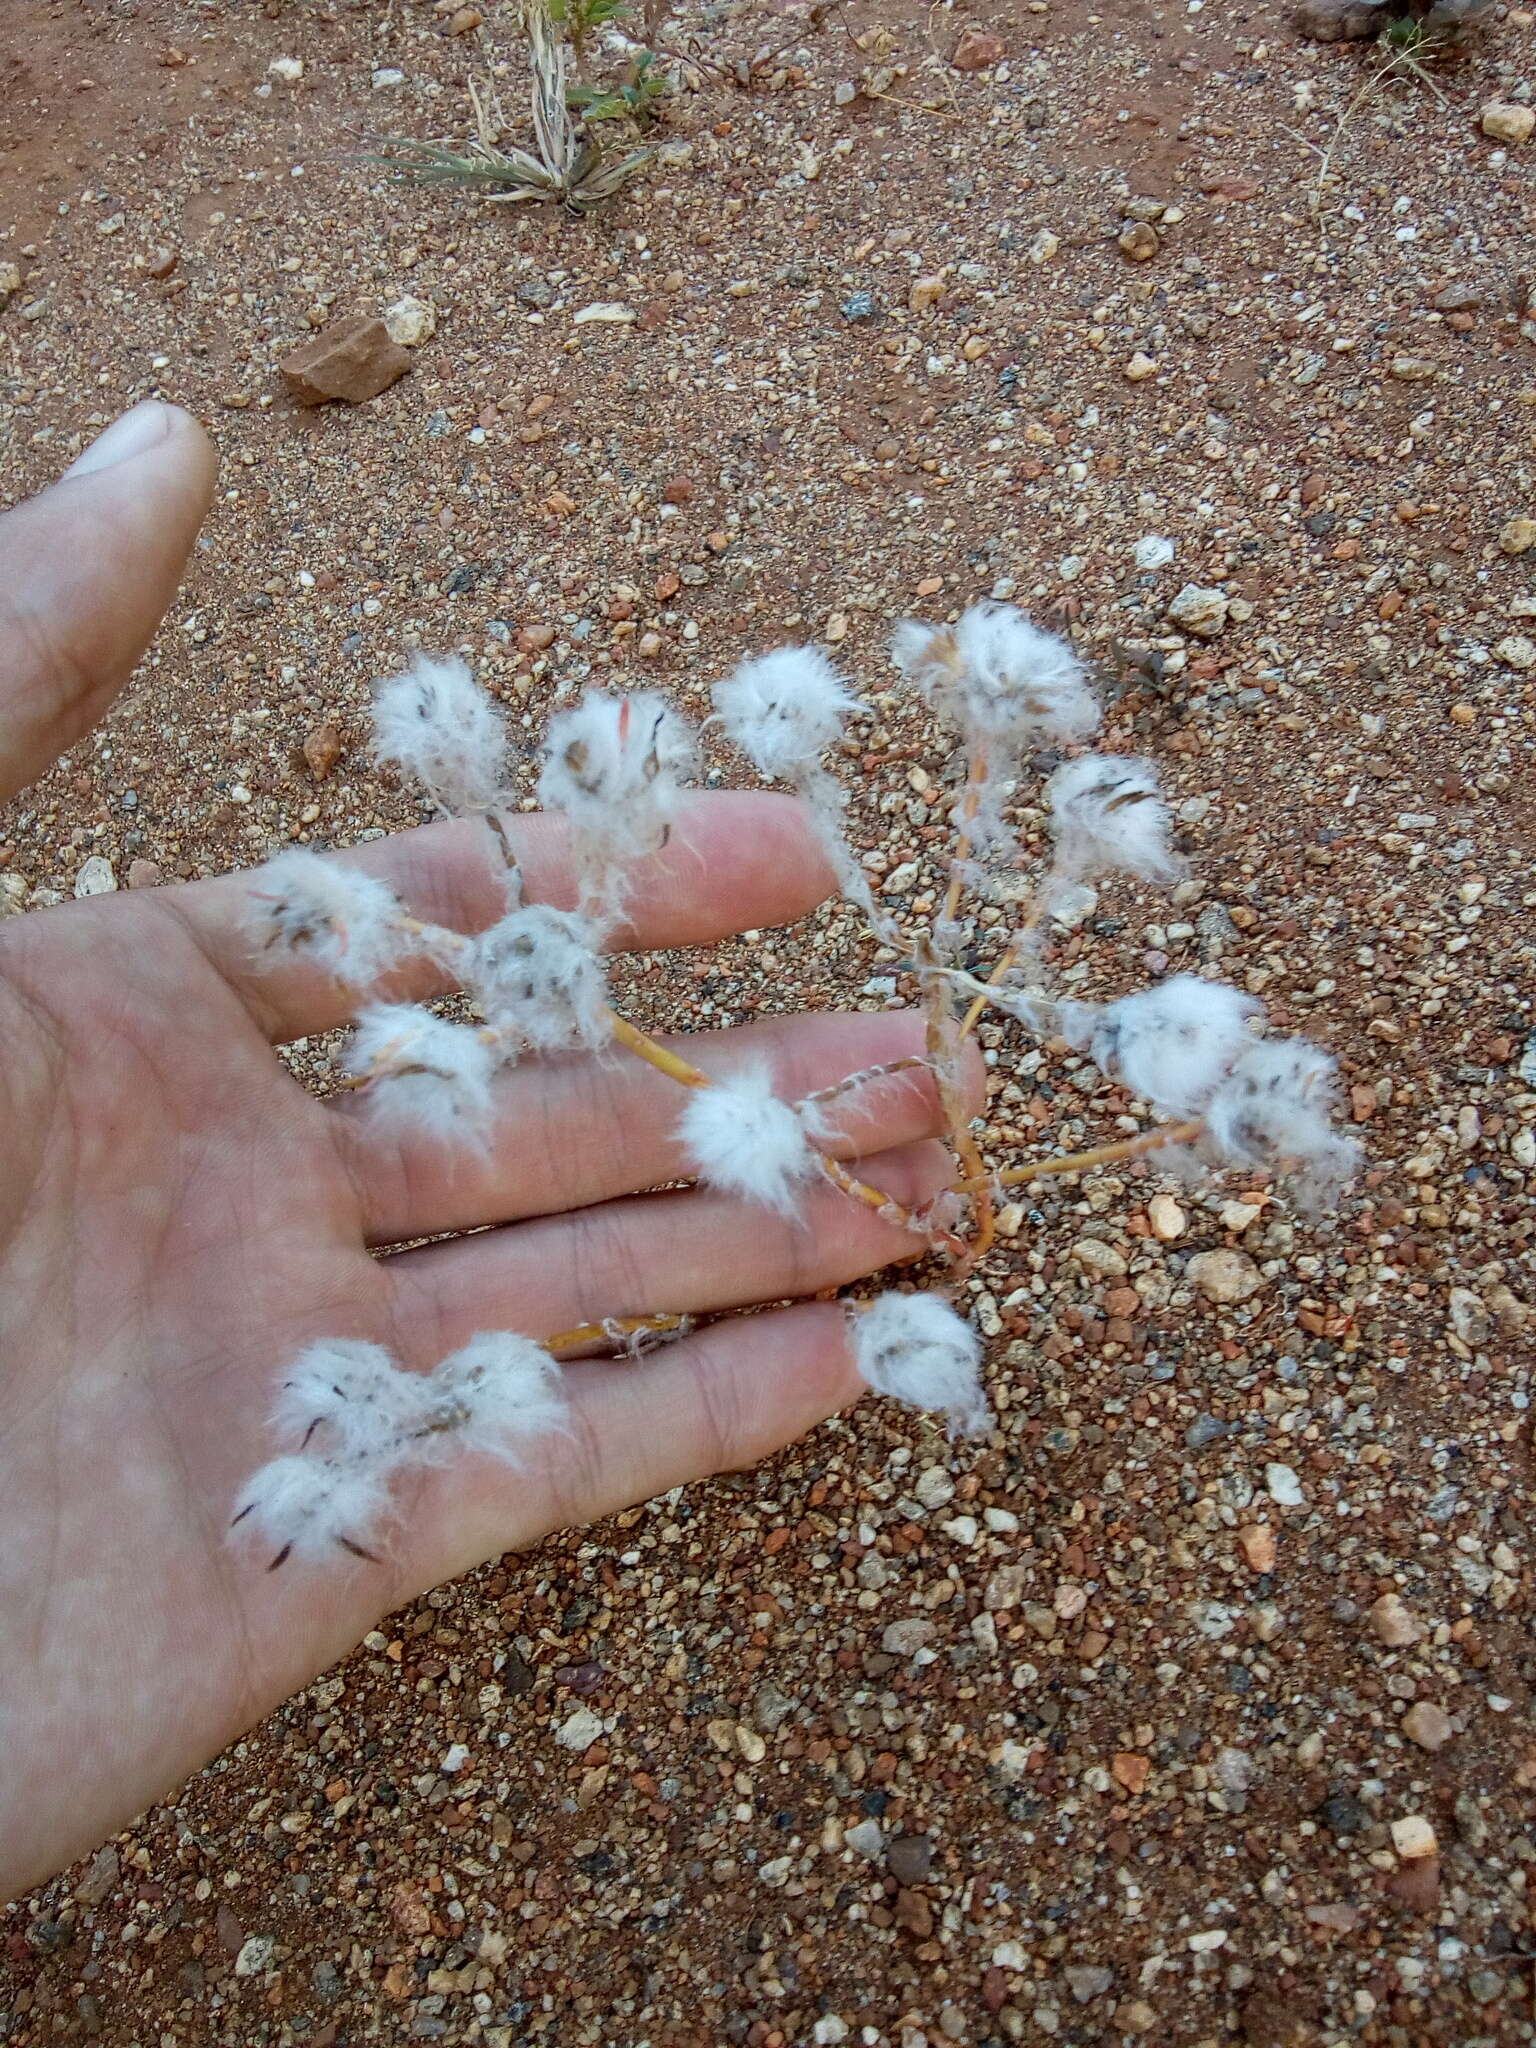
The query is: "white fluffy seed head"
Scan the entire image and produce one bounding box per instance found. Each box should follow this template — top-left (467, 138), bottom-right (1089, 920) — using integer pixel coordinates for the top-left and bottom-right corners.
top-left (893, 603), bottom-right (1100, 752)
top-left (1088, 976), bottom-right (1261, 1119)
top-left (231, 1452), bottom-right (391, 1566)
top-left (850, 1290), bottom-right (992, 1441)
top-left (677, 1063), bottom-right (820, 1219)
top-left (537, 691), bottom-right (698, 913)
top-left (1045, 754), bottom-right (1180, 885)
top-left (273, 1339), bottom-right (430, 1457)
top-left (712, 645), bottom-right (858, 783)
top-left (461, 905), bottom-right (609, 1051)
top-left (429, 1332), bottom-right (569, 1457)
top-left (372, 653), bottom-right (508, 815)
top-left (249, 848), bottom-right (412, 987)
top-left (1205, 1038), bottom-right (1364, 1211)
top-left (346, 1002), bottom-right (500, 1144)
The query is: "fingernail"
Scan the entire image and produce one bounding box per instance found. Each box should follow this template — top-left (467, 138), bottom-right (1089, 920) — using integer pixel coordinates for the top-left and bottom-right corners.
top-left (65, 401), bottom-right (174, 479)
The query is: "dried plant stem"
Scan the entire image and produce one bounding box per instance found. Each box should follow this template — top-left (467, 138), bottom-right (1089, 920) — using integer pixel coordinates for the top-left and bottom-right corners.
top-left (958, 895), bottom-right (1046, 1041)
top-left (603, 1007), bottom-right (711, 1088)
top-left (602, 1008), bottom-right (950, 1247)
top-left (953, 1120), bottom-right (1202, 1194)
top-left (918, 749), bottom-right (999, 1261)
top-left (356, 923), bottom-right (955, 1250)
top-left (800, 1055), bottom-right (934, 1107)
top-left (940, 745), bottom-right (987, 931)
top-left (398, 911), bottom-right (468, 954)
top-left (919, 952), bottom-right (994, 1265)
top-left (816, 1154), bottom-right (965, 1258)
top-left (543, 1313), bottom-right (690, 1353)
top-left (1308, 35), bottom-right (1449, 237)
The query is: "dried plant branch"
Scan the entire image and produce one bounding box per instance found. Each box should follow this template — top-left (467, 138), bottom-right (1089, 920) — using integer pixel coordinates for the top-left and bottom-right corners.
top-left (953, 1121), bottom-right (1204, 1194)
top-left (958, 895), bottom-right (1047, 1041)
top-left (603, 1010), bottom-right (955, 1250)
top-left (235, 605), bottom-right (1369, 1571)
top-left (543, 1313), bottom-right (692, 1353)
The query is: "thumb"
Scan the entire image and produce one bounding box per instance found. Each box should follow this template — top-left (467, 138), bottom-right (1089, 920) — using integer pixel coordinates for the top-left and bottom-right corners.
top-left (0, 401), bottom-right (218, 804)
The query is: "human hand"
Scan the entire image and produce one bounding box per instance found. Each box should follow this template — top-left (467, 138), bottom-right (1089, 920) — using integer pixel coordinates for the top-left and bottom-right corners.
top-left (0, 404), bottom-right (975, 1898)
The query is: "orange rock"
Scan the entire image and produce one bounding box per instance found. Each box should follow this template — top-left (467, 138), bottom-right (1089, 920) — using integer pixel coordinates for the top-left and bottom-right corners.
top-left (388, 1883), bottom-right (432, 1937)
top-left (1238, 1523), bottom-right (1277, 1573)
top-left (1385, 1855), bottom-right (1440, 1916)
top-left (951, 26), bottom-right (1005, 69)
top-left (1112, 1752), bottom-right (1150, 1795)
top-left (1350, 1083), bottom-right (1378, 1122)
top-left (281, 315), bottom-right (411, 406)
top-left (302, 721), bottom-right (342, 781)
top-left (894, 1888), bottom-right (934, 1938)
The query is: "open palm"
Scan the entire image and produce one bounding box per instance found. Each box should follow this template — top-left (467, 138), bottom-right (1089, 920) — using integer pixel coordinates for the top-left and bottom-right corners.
top-left (0, 406), bottom-right (968, 1898)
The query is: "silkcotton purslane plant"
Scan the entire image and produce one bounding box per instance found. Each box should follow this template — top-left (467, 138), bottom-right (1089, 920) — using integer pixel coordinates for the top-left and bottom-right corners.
top-left (233, 613), bottom-right (1363, 1569)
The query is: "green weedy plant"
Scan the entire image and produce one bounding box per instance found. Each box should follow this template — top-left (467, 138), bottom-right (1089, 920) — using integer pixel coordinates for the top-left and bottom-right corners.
top-left (548, 0), bottom-right (633, 77)
top-left (1306, 13), bottom-right (1455, 232)
top-left (366, 0), bottom-right (654, 216)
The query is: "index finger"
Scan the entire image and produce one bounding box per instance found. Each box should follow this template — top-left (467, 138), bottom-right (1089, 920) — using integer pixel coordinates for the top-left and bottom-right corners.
top-left (159, 790), bottom-right (840, 1042)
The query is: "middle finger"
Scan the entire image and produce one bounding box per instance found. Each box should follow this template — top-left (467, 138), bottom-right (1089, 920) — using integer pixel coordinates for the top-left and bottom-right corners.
top-left (382, 1137), bottom-right (950, 1358)
top-left (335, 1009), bottom-right (979, 1245)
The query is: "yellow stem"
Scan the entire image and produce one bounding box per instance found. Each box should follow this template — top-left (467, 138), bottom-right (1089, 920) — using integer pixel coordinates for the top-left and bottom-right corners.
top-left (941, 831), bottom-right (972, 932)
top-left (800, 1055), bottom-right (934, 1107)
top-left (603, 1008), bottom-right (712, 1088)
top-left (544, 1314), bottom-right (690, 1354)
top-left (921, 947), bottom-right (994, 1266)
top-left (604, 1009), bottom-right (954, 1253)
top-left (397, 912), bottom-right (467, 954)
top-left (817, 1154), bottom-right (966, 1257)
top-left (954, 1120), bottom-right (1203, 1193)
top-left (958, 895), bottom-right (1048, 1041)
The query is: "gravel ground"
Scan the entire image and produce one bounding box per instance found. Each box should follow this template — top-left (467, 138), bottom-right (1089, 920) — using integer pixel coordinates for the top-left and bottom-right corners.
top-left (3, 0), bottom-right (1535, 2042)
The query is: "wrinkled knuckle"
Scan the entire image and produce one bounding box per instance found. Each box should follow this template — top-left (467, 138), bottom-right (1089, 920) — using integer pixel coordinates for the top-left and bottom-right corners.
top-left (9, 604), bottom-right (88, 730)
top-left (549, 1399), bottom-right (610, 1526)
top-left (572, 1204), bottom-right (648, 1325)
top-left (692, 1345), bottom-right (746, 1474)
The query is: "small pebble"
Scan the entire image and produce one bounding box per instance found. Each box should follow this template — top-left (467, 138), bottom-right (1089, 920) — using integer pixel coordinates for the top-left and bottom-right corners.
top-left (383, 295), bottom-right (436, 347)
top-left (1187, 1248), bottom-right (1262, 1303)
top-left (1167, 584), bottom-right (1230, 638)
top-left (74, 855), bottom-right (117, 897)
top-left (1148, 1193), bottom-right (1186, 1240)
top-left (1402, 1701), bottom-right (1453, 1751)
top-left (554, 1707), bottom-right (604, 1752)
top-left (1481, 101), bottom-right (1535, 145)
top-left (1391, 1815), bottom-right (1437, 1861)
top-left (1369, 1592), bottom-right (1421, 1648)
top-left (1237, 1524), bottom-right (1276, 1572)
top-left (1264, 1463), bottom-right (1304, 1507)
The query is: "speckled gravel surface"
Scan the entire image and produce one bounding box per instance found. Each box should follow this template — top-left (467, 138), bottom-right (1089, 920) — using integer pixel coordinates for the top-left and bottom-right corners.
top-left (3, 0), bottom-right (1535, 2043)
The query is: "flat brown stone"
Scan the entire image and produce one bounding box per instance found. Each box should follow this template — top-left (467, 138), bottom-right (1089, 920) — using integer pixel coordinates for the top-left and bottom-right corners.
top-left (951, 26), bottom-right (1005, 70)
top-left (280, 315), bottom-right (412, 406)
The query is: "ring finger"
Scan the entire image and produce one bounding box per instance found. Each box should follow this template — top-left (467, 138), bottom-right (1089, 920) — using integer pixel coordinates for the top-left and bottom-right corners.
top-left (383, 1139), bottom-right (951, 1358)
top-left (336, 1009), bottom-right (978, 1245)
